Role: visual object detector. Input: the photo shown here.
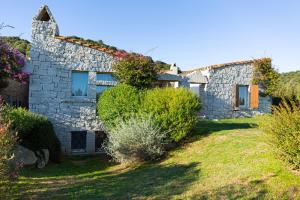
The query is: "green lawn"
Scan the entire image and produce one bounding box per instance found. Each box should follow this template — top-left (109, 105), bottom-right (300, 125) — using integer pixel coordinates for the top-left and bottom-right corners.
top-left (1, 118), bottom-right (300, 199)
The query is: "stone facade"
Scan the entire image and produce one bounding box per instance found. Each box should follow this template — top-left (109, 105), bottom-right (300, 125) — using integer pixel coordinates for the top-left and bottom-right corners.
top-left (29, 6), bottom-right (116, 154)
top-left (186, 63), bottom-right (272, 119)
top-left (29, 5), bottom-right (272, 155)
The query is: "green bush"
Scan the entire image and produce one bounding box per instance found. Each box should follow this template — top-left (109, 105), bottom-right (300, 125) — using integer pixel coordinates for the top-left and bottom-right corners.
top-left (104, 115), bottom-right (166, 163)
top-left (141, 87), bottom-right (201, 142)
top-left (97, 84), bottom-right (141, 130)
top-left (1, 106), bottom-right (61, 163)
top-left (98, 85), bottom-right (201, 142)
top-left (112, 53), bottom-right (158, 89)
top-left (259, 100), bottom-right (300, 169)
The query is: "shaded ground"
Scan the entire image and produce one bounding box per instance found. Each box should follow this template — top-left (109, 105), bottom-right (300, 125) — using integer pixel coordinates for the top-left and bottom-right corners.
top-left (1, 117), bottom-right (300, 199)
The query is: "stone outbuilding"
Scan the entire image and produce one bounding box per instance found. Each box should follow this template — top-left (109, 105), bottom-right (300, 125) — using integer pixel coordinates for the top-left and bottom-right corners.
top-left (182, 60), bottom-right (272, 119)
top-left (28, 5), bottom-right (271, 155)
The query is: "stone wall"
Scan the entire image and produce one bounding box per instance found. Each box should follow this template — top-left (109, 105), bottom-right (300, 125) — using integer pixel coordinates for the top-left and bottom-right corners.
top-left (29, 11), bottom-right (116, 154)
top-left (198, 64), bottom-right (272, 119)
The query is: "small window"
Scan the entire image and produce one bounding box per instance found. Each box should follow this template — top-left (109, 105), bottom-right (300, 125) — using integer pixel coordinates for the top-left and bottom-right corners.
top-left (96, 73), bottom-right (116, 81)
top-left (95, 131), bottom-right (107, 152)
top-left (96, 85), bottom-right (112, 94)
top-left (238, 85), bottom-right (249, 108)
top-left (71, 131), bottom-right (87, 153)
top-left (72, 71), bottom-right (88, 96)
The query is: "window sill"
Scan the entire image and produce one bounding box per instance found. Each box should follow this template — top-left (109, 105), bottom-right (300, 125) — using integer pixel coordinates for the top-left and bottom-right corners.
top-left (233, 107), bottom-right (253, 111)
top-left (95, 80), bottom-right (117, 86)
top-left (61, 97), bottom-right (96, 103)
top-left (71, 149), bottom-right (86, 153)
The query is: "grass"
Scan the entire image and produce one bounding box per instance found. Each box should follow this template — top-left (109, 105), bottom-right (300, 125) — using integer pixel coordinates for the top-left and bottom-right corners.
top-left (1, 117), bottom-right (300, 199)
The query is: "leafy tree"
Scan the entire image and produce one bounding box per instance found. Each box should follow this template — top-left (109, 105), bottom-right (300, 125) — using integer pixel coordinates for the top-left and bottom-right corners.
top-left (154, 61), bottom-right (171, 70)
top-left (113, 53), bottom-right (159, 89)
top-left (252, 58), bottom-right (280, 96)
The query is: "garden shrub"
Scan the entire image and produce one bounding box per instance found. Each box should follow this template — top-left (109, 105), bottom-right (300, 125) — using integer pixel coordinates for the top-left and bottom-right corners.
top-left (0, 118), bottom-right (18, 180)
top-left (98, 85), bottom-right (201, 143)
top-left (140, 87), bottom-right (201, 142)
top-left (260, 100), bottom-right (300, 169)
top-left (97, 84), bottom-right (141, 130)
top-left (1, 106), bottom-right (61, 163)
top-left (104, 115), bottom-right (166, 163)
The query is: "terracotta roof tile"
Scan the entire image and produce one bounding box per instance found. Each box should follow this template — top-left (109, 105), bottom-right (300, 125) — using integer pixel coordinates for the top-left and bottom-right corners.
top-left (54, 36), bottom-right (123, 57)
top-left (181, 58), bottom-right (271, 75)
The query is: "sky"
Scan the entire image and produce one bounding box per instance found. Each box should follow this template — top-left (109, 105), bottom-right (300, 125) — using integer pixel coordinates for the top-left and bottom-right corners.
top-left (1, 0), bottom-right (300, 72)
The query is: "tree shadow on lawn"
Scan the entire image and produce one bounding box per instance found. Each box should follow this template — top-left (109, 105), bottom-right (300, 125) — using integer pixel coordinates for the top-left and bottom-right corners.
top-left (189, 172), bottom-right (284, 199)
top-left (192, 119), bottom-right (258, 137)
top-left (21, 154), bottom-right (114, 178)
top-left (190, 181), bottom-right (268, 200)
top-left (17, 162), bottom-right (201, 199)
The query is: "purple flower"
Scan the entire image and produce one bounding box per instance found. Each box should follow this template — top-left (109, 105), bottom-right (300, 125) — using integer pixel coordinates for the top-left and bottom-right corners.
top-left (0, 40), bottom-right (28, 84)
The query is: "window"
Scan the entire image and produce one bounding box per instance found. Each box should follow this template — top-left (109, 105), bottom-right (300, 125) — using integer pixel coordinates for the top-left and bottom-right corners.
top-left (190, 83), bottom-right (200, 97)
top-left (238, 85), bottom-right (249, 108)
top-left (95, 131), bottom-right (107, 152)
top-left (96, 85), bottom-right (112, 94)
top-left (96, 73), bottom-right (115, 95)
top-left (72, 71), bottom-right (88, 96)
top-left (71, 131), bottom-right (87, 153)
top-left (96, 73), bottom-right (116, 81)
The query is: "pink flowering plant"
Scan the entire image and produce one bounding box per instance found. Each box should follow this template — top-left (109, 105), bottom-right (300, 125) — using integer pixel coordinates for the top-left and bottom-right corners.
top-left (0, 40), bottom-right (29, 89)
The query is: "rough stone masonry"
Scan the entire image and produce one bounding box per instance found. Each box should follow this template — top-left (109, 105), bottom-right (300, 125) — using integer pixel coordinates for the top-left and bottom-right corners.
top-left (29, 6), bottom-right (116, 154)
top-left (29, 5), bottom-right (271, 155)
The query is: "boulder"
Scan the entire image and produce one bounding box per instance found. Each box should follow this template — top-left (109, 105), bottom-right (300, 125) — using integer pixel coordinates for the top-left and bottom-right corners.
top-left (35, 149), bottom-right (50, 169)
top-left (13, 145), bottom-right (37, 165)
top-left (10, 145), bottom-right (50, 169)
top-left (36, 156), bottom-right (46, 169)
top-left (42, 149), bottom-right (49, 164)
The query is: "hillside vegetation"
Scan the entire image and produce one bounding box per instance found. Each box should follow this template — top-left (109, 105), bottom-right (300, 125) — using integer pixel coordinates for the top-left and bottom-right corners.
top-left (275, 70), bottom-right (300, 100)
top-left (0, 36), bottom-right (30, 57)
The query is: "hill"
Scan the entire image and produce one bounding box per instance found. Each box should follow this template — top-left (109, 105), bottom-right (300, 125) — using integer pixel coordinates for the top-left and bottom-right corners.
top-left (275, 70), bottom-right (300, 100)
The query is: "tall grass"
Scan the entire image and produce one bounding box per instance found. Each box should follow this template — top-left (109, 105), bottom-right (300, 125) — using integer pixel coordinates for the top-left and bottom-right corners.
top-left (260, 100), bottom-right (300, 169)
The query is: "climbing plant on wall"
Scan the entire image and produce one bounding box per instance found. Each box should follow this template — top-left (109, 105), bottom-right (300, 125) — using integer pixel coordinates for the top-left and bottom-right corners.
top-left (252, 58), bottom-right (279, 96)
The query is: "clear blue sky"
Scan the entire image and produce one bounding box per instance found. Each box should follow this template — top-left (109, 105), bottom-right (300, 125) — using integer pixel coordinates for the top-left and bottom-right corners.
top-left (1, 0), bottom-right (300, 72)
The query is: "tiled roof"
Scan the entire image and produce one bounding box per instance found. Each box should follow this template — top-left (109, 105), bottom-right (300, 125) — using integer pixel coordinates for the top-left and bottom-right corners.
top-left (181, 58), bottom-right (271, 75)
top-left (157, 73), bottom-right (185, 81)
top-left (54, 36), bottom-right (128, 58)
top-left (185, 71), bottom-right (208, 84)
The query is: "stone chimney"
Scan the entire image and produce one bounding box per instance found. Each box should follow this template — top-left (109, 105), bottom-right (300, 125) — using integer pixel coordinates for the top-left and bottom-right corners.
top-left (32, 5), bottom-right (59, 41)
top-left (170, 63), bottom-right (179, 75)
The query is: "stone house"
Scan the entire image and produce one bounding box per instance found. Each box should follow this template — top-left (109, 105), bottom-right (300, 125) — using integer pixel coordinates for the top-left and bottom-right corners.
top-left (182, 60), bottom-right (272, 119)
top-left (29, 5), bottom-right (271, 154)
